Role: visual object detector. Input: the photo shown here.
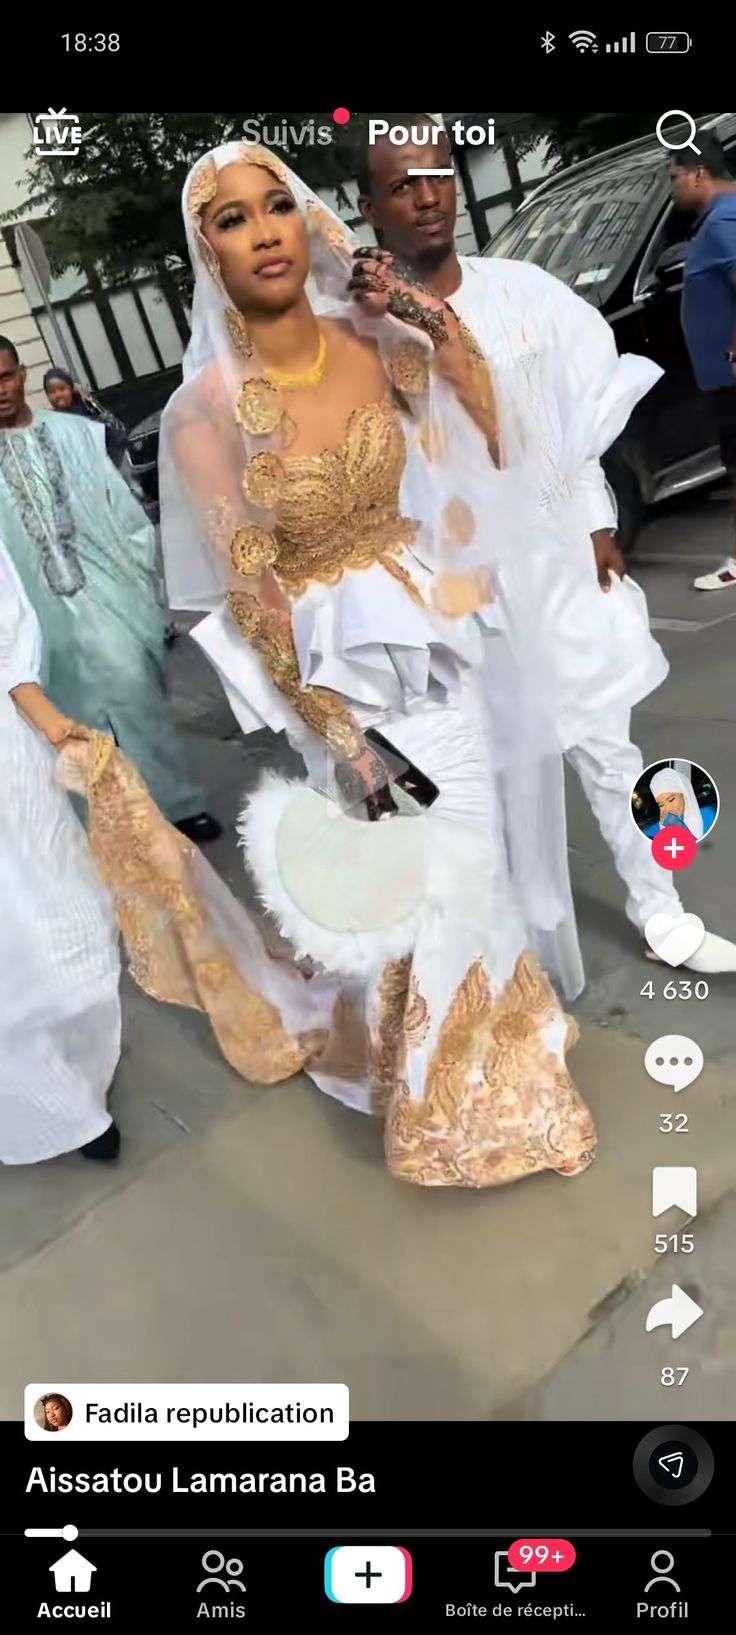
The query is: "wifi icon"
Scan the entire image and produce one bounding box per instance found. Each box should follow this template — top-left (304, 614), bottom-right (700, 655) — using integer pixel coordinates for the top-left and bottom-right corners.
top-left (569, 29), bottom-right (598, 51)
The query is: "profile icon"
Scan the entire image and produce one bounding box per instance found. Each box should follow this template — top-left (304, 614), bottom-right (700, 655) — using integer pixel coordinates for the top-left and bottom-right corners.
top-left (34, 1393), bottom-right (73, 1432)
top-left (631, 759), bottom-right (719, 846)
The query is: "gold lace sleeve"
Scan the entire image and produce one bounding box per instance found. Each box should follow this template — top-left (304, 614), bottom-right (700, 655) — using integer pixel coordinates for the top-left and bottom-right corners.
top-left (226, 590), bottom-right (365, 759)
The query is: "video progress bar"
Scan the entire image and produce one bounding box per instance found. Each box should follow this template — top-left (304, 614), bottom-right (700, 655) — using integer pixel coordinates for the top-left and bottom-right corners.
top-left (36, 1527), bottom-right (713, 1540)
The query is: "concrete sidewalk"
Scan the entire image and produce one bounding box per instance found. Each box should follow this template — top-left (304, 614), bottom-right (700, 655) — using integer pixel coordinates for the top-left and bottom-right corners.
top-left (1, 1010), bottom-right (734, 1419)
top-left (2, 489), bottom-right (735, 1419)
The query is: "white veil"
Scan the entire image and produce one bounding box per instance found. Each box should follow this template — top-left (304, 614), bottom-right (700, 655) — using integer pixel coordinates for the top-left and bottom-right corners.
top-left (159, 141), bottom-right (584, 997)
top-left (650, 767), bottom-right (704, 840)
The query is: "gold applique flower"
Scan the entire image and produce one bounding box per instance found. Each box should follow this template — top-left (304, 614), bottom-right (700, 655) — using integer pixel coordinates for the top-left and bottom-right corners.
top-left (239, 144), bottom-right (290, 187)
top-left (442, 497), bottom-right (475, 548)
top-left (306, 200), bottom-right (352, 251)
top-left (230, 525), bottom-right (279, 577)
top-left (187, 158), bottom-right (218, 221)
top-left (242, 452), bottom-right (285, 509)
top-left (195, 229), bottom-right (223, 287)
top-left (387, 342), bottom-right (430, 395)
top-left (433, 567), bottom-right (495, 617)
top-left (224, 308), bottom-right (253, 359)
top-left (235, 378), bottom-right (282, 436)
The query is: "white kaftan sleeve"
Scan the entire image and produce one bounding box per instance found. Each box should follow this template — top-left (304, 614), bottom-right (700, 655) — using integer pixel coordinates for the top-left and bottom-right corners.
top-left (534, 267), bottom-right (662, 536)
top-left (0, 539), bottom-right (42, 694)
top-left (570, 458), bottom-right (618, 537)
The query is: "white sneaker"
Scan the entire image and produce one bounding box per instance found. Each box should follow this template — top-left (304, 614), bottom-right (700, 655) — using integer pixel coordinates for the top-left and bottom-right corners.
top-left (685, 931), bottom-right (736, 974)
top-left (644, 930), bottom-right (736, 972)
top-left (693, 557), bottom-right (736, 590)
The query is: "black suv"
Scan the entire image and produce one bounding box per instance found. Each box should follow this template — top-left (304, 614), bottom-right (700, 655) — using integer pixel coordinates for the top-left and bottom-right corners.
top-left (483, 113), bottom-right (736, 552)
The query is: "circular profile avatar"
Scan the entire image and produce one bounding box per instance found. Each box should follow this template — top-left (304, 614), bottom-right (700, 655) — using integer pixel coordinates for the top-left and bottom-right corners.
top-left (631, 759), bottom-right (719, 845)
top-left (35, 1392), bottom-right (73, 1432)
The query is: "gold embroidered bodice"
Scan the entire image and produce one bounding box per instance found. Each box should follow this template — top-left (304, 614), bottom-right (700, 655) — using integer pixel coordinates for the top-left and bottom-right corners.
top-left (226, 401), bottom-right (424, 769)
top-left (274, 398), bottom-right (418, 597)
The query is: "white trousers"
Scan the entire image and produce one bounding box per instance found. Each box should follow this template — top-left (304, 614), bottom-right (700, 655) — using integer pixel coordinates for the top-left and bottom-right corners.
top-left (565, 709), bottom-right (683, 933)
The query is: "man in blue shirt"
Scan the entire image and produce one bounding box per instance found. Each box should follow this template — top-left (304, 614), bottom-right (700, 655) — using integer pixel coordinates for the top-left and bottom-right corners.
top-left (672, 134), bottom-right (736, 590)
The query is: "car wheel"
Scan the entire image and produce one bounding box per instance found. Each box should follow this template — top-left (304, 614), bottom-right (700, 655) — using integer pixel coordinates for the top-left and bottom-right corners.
top-left (605, 458), bottom-right (645, 558)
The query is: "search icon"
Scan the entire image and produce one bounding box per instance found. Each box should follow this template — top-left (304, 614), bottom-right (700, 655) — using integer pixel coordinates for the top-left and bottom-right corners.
top-left (656, 110), bottom-right (701, 156)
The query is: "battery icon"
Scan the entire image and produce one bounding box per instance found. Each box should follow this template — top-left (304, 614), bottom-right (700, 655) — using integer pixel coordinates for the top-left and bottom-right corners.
top-left (646, 32), bottom-right (692, 52)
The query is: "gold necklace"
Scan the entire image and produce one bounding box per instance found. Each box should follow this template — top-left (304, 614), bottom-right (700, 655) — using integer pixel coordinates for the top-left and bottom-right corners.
top-left (265, 331), bottom-right (327, 392)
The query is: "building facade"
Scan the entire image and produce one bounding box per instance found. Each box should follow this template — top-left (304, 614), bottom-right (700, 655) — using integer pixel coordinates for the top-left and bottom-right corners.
top-left (0, 112), bottom-right (553, 422)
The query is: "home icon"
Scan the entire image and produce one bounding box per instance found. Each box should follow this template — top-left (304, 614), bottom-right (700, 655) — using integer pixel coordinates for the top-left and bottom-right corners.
top-left (49, 1549), bottom-right (97, 1593)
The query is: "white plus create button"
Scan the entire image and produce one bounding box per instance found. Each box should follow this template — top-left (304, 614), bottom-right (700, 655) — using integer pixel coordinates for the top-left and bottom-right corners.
top-left (324, 1544), bottom-right (413, 1603)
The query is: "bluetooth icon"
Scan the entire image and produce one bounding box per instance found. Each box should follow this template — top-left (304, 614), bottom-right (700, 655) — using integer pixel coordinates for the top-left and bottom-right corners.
top-left (541, 30), bottom-right (556, 52)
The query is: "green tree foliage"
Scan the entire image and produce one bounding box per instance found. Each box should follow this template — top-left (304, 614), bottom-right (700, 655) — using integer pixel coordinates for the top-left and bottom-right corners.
top-left (512, 110), bottom-right (711, 168)
top-left (3, 112), bottom-right (365, 299)
top-left (4, 110), bottom-right (701, 303)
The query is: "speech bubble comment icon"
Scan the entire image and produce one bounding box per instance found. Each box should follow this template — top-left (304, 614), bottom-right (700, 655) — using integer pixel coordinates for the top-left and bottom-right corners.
top-left (645, 1035), bottom-right (703, 1094)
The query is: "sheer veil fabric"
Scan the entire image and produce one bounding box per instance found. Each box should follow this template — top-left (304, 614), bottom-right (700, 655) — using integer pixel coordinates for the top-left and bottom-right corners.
top-left (159, 141), bottom-right (583, 997)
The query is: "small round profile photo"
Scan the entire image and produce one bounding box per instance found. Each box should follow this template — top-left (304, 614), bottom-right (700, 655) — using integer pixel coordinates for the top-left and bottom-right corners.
top-left (631, 759), bottom-right (719, 846)
top-left (34, 1392), bottom-right (73, 1433)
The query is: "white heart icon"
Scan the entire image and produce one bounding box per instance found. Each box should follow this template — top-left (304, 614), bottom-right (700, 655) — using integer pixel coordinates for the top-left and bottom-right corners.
top-left (645, 912), bottom-right (706, 967)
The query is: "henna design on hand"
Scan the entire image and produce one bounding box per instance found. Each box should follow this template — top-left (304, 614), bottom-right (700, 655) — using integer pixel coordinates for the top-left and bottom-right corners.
top-left (387, 290), bottom-right (449, 346)
top-left (335, 752), bottom-right (398, 820)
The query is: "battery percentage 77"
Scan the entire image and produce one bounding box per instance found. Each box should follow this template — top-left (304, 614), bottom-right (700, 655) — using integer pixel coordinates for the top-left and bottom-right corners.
top-left (646, 32), bottom-right (692, 52)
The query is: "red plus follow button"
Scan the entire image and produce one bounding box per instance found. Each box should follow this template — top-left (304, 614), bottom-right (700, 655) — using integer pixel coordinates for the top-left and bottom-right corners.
top-left (651, 826), bottom-right (698, 871)
top-left (507, 1540), bottom-right (576, 1573)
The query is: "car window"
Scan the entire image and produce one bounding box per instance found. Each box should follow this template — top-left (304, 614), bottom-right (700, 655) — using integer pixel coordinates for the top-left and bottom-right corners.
top-left (636, 132), bottom-right (736, 289)
top-left (484, 158), bottom-right (664, 300)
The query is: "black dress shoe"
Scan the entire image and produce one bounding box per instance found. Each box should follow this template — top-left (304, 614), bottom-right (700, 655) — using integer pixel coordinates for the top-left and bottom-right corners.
top-left (174, 812), bottom-right (222, 843)
top-left (80, 1122), bottom-right (121, 1162)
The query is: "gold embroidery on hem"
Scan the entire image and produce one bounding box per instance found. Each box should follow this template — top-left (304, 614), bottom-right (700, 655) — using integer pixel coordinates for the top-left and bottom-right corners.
top-left (369, 957), bottom-right (411, 1117)
top-left (77, 733), bottom-right (319, 1084)
top-left (384, 952), bottom-right (596, 1189)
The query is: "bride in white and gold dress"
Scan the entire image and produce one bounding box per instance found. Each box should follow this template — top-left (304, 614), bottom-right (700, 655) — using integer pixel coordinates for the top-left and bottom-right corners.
top-left (85, 140), bottom-right (596, 1190)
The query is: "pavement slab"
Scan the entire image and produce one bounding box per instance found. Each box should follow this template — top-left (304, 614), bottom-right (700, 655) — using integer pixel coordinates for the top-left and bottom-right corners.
top-left (2, 494), bottom-right (735, 1421)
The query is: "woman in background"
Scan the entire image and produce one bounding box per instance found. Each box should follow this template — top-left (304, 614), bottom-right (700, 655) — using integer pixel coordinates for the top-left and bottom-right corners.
top-left (0, 539), bottom-right (122, 1166)
top-left (44, 366), bottom-right (129, 469)
top-left (645, 767), bottom-right (717, 840)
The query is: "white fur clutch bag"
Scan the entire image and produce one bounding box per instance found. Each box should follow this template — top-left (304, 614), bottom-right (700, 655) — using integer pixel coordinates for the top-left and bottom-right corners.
top-left (237, 773), bottom-right (430, 979)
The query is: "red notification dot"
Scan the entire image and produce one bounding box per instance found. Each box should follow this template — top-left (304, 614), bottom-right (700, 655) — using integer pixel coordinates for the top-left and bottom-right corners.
top-left (651, 825), bottom-right (698, 872)
top-left (333, 108), bottom-right (351, 125)
top-left (508, 1539), bottom-right (576, 1573)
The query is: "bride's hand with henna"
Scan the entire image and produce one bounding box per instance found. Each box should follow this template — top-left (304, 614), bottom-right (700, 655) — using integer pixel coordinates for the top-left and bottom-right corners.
top-left (347, 248), bottom-right (450, 347)
top-left (336, 745), bottom-right (398, 822)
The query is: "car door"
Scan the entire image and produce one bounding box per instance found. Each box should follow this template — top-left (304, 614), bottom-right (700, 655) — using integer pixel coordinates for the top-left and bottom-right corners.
top-left (629, 197), bottom-right (716, 476)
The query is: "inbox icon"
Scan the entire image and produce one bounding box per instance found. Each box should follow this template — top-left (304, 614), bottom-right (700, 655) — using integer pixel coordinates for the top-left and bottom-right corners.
top-left (495, 1549), bottom-right (536, 1594)
top-left (325, 1545), bottom-right (413, 1603)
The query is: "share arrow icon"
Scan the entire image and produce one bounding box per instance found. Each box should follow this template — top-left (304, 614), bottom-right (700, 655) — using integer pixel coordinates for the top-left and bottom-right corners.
top-left (646, 1284), bottom-right (704, 1339)
top-left (658, 1452), bottom-right (685, 1478)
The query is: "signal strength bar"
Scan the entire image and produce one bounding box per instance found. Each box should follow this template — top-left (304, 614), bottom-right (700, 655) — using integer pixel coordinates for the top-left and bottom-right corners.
top-left (606, 32), bottom-right (636, 52)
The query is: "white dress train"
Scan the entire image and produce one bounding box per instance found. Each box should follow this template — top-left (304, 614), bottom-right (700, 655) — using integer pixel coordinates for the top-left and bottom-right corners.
top-left (0, 543), bottom-right (121, 1164)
